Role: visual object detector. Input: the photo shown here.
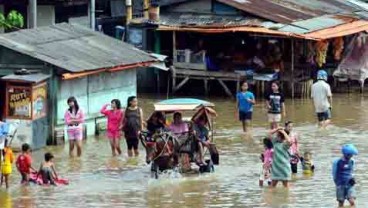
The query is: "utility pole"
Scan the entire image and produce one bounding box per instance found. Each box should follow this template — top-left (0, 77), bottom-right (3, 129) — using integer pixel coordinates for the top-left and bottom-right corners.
top-left (29, 0), bottom-right (37, 28)
top-left (126, 0), bottom-right (132, 24)
top-left (90, 0), bottom-right (96, 30)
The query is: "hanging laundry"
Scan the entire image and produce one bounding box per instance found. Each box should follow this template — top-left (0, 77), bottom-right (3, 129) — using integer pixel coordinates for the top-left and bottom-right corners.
top-left (315, 40), bottom-right (329, 67)
top-left (333, 37), bottom-right (344, 61)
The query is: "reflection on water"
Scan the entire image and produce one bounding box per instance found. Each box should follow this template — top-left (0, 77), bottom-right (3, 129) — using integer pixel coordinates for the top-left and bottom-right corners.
top-left (2, 94), bottom-right (368, 207)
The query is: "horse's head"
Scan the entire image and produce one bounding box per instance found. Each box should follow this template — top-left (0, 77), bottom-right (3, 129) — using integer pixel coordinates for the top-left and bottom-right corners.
top-left (140, 131), bottom-right (174, 165)
top-left (139, 132), bottom-right (156, 164)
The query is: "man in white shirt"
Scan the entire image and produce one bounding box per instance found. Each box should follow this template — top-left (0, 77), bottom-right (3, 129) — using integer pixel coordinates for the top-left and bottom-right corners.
top-left (311, 70), bottom-right (332, 129)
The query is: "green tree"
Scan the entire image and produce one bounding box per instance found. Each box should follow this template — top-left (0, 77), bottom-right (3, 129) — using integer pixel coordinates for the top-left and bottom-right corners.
top-left (0, 10), bottom-right (24, 30)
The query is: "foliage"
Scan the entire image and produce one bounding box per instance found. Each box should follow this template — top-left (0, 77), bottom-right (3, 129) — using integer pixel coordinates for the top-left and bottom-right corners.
top-left (0, 10), bottom-right (24, 29)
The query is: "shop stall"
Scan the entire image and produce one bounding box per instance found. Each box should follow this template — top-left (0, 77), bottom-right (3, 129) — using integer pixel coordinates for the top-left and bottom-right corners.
top-left (1, 72), bottom-right (50, 151)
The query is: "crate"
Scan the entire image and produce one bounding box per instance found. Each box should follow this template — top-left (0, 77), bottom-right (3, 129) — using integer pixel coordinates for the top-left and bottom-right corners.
top-left (174, 49), bottom-right (207, 70)
top-left (54, 128), bottom-right (65, 145)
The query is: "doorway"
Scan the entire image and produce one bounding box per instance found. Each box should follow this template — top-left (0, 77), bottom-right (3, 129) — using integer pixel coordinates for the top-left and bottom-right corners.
top-left (0, 81), bottom-right (5, 121)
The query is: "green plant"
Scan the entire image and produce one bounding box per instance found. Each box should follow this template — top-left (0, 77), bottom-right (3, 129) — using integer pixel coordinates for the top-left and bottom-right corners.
top-left (0, 10), bottom-right (24, 29)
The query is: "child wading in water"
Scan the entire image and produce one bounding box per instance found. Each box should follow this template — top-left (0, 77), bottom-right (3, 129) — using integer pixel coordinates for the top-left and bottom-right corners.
top-left (0, 139), bottom-right (14, 189)
top-left (37, 152), bottom-right (58, 185)
top-left (236, 81), bottom-right (255, 133)
top-left (332, 144), bottom-right (358, 207)
top-left (284, 121), bottom-right (300, 174)
top-left (300, 151), bottom-right (315, 174)
top-left (101, 99), bottom-right (124, 156)
top-left (265, 81), bottom-right (286, 129)
top-left (16, 143), bottom-right (36, 185)
top-left (259, 138), bottom-right (273, 187)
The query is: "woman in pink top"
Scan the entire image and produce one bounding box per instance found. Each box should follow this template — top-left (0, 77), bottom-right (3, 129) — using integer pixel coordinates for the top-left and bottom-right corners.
top-left (64, 97), bottom-right (85, 157)
top-left (169, 112), bottom-right (188, 136)
top-left (285, 121), bottom-right (300, 174)
top-left (100, 99), bottom-right (124, 156)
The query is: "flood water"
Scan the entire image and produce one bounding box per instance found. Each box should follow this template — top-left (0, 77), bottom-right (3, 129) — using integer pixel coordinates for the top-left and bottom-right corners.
top-left (2, 93), bottom-right (368, 208)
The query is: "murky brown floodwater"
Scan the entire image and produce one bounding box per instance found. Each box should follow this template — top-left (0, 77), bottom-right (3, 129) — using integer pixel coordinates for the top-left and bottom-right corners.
top-left (1, 93), bottom-right (368, 208)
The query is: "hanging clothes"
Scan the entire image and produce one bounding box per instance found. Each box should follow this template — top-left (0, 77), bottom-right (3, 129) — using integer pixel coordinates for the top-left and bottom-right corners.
top-left (333, 37), bottom-right (344, 61)
top-left (315, 41), bottom-right (329, 67)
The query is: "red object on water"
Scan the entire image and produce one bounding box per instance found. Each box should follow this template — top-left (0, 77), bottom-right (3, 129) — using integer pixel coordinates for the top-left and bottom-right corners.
top-left (30, 172), bottom-right (69, 185)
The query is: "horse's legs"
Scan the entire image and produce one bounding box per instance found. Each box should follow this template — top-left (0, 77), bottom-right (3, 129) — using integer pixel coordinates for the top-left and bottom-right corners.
top-left (151, 162), bottom-right (159, 179)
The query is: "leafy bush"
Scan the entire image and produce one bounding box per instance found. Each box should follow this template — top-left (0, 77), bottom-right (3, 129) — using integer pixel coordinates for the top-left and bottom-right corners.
top-left (0, 10), bottom-right (24, 29)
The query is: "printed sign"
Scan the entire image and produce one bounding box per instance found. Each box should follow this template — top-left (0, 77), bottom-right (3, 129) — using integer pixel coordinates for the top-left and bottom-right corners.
top-left (8, 87), bottom-right (32, 119)
top-left (32, 83), bottom-right (47, 119)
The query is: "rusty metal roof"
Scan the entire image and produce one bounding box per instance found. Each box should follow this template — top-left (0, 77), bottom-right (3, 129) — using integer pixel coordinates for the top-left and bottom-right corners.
top-left (0, 23), bottom-right (155, 73)
top-left (217, 0), bottom-right (368, 24)
top-left (159, 13), bottom-right (266, 28)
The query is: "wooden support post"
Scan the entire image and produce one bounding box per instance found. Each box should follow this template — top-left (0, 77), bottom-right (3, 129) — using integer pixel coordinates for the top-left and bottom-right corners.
top-left (143, 0), bottom-right (149, 19)
top-left (291, 39), bottom-right (295, 99)
top-left (171, 66), bottom-right (176, 95)
top-left (236, 77), bottom-right (240, 93)
top-left (126, 0), bottom-right (132, 24)
top-left (218, 79), bottom-right (233, 98)
top-left (174, 77), bottom-right (189, 93)
top-left (172, 31), bottom-right (176, 61)
top-left (204, 79), bottom-right (208, 97)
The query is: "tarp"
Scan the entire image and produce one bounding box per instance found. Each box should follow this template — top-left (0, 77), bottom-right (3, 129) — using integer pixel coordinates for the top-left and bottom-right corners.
top-left (303, 20), bottom-right (368, 40)
top-left (158, 20), bottom-right (368, 40)
top-left (158, 25), bottom-right (303, 38)
top-left (334, 33), bottom-right (368, 84)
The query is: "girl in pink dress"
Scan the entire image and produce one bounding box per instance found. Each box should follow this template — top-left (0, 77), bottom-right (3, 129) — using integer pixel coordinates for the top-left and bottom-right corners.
top-left (64, 97), bottom-right (84, 157)
top-left (100, 99), bottom-right (124, 156)
top-left (285, 121), bottom-right (300, 174)
top-left (259, 138), bottom-right (273, 187)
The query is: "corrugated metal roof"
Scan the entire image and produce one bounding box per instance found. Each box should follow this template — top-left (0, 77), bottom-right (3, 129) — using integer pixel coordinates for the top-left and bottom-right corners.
top-left (217, 0), bottom-right (368, 24)
top-left (2, 73), bottom-right (51, 83)
top-left (0, 23), bottom-right (155, 73)
top-left (278, 15), bottom-right (353, 33)
top-left (159, 13), bottom-right (263, 28)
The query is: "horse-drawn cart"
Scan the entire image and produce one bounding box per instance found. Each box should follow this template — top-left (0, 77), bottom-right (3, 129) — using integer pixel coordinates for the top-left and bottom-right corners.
top-left (139, 98), bottom-right (219, 178)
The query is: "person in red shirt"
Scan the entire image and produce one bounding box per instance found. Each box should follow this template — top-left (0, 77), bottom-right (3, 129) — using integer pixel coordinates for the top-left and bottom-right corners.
top-left (16, 143), bottom-right (35, 184)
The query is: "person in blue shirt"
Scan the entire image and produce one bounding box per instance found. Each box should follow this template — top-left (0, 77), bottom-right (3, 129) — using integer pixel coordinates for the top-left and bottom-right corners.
top-left (236, 81), bottom-right (256, 133)
top-left (332, 144), bottom-right (358, 207)
top-left (0, 121), bottom-right (9, 150)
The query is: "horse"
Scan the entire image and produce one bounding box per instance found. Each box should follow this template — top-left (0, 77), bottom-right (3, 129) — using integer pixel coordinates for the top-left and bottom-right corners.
top-left (139, 130), bottom-right (177, 178)
top-left (140, 129), bottom-right (218, 178)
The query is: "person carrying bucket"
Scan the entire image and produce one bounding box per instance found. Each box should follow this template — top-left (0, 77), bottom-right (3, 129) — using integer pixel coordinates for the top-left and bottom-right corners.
top-left (332, 144), bottom-right (358, 207)
top-left (311, 70), bottom-right (332, 129)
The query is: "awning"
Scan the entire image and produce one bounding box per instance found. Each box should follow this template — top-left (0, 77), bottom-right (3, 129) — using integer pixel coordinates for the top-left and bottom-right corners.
top-left (158, 20), bottom-right (368, 40)
top-left (2, 72), bottom-right (50, 83)
top-left (61, 61), bottom-right (156, 80)
top-left (303, 20), bottom-right (368, 40)
top-left (158, 25), bottom-right (304, 38)
top-left (150, 53), bottom-right (169, 71)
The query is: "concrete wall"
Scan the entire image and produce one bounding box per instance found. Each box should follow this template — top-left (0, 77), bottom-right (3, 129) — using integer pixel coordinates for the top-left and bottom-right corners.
top-left (37, 5), bottom-right (55, 27)
top-left (56, 69), bottom-right (137, 136)
top-left (27, 5), bottom-right (56, 28)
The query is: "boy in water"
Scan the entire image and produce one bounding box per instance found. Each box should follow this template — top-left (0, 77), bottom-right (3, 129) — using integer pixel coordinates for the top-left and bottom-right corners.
top-left (332, 144), bottom-right (358, 207)
top-left (37, 152), bottom-right (58, 185)
top-left (16, 143), bottom-right (36, 184)
top-left (311, 70), bottom-right (332, 129)
top-left (236, 81), bottom-right (256, 133)
top-left (300, 151), bottom-right (315, 174)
